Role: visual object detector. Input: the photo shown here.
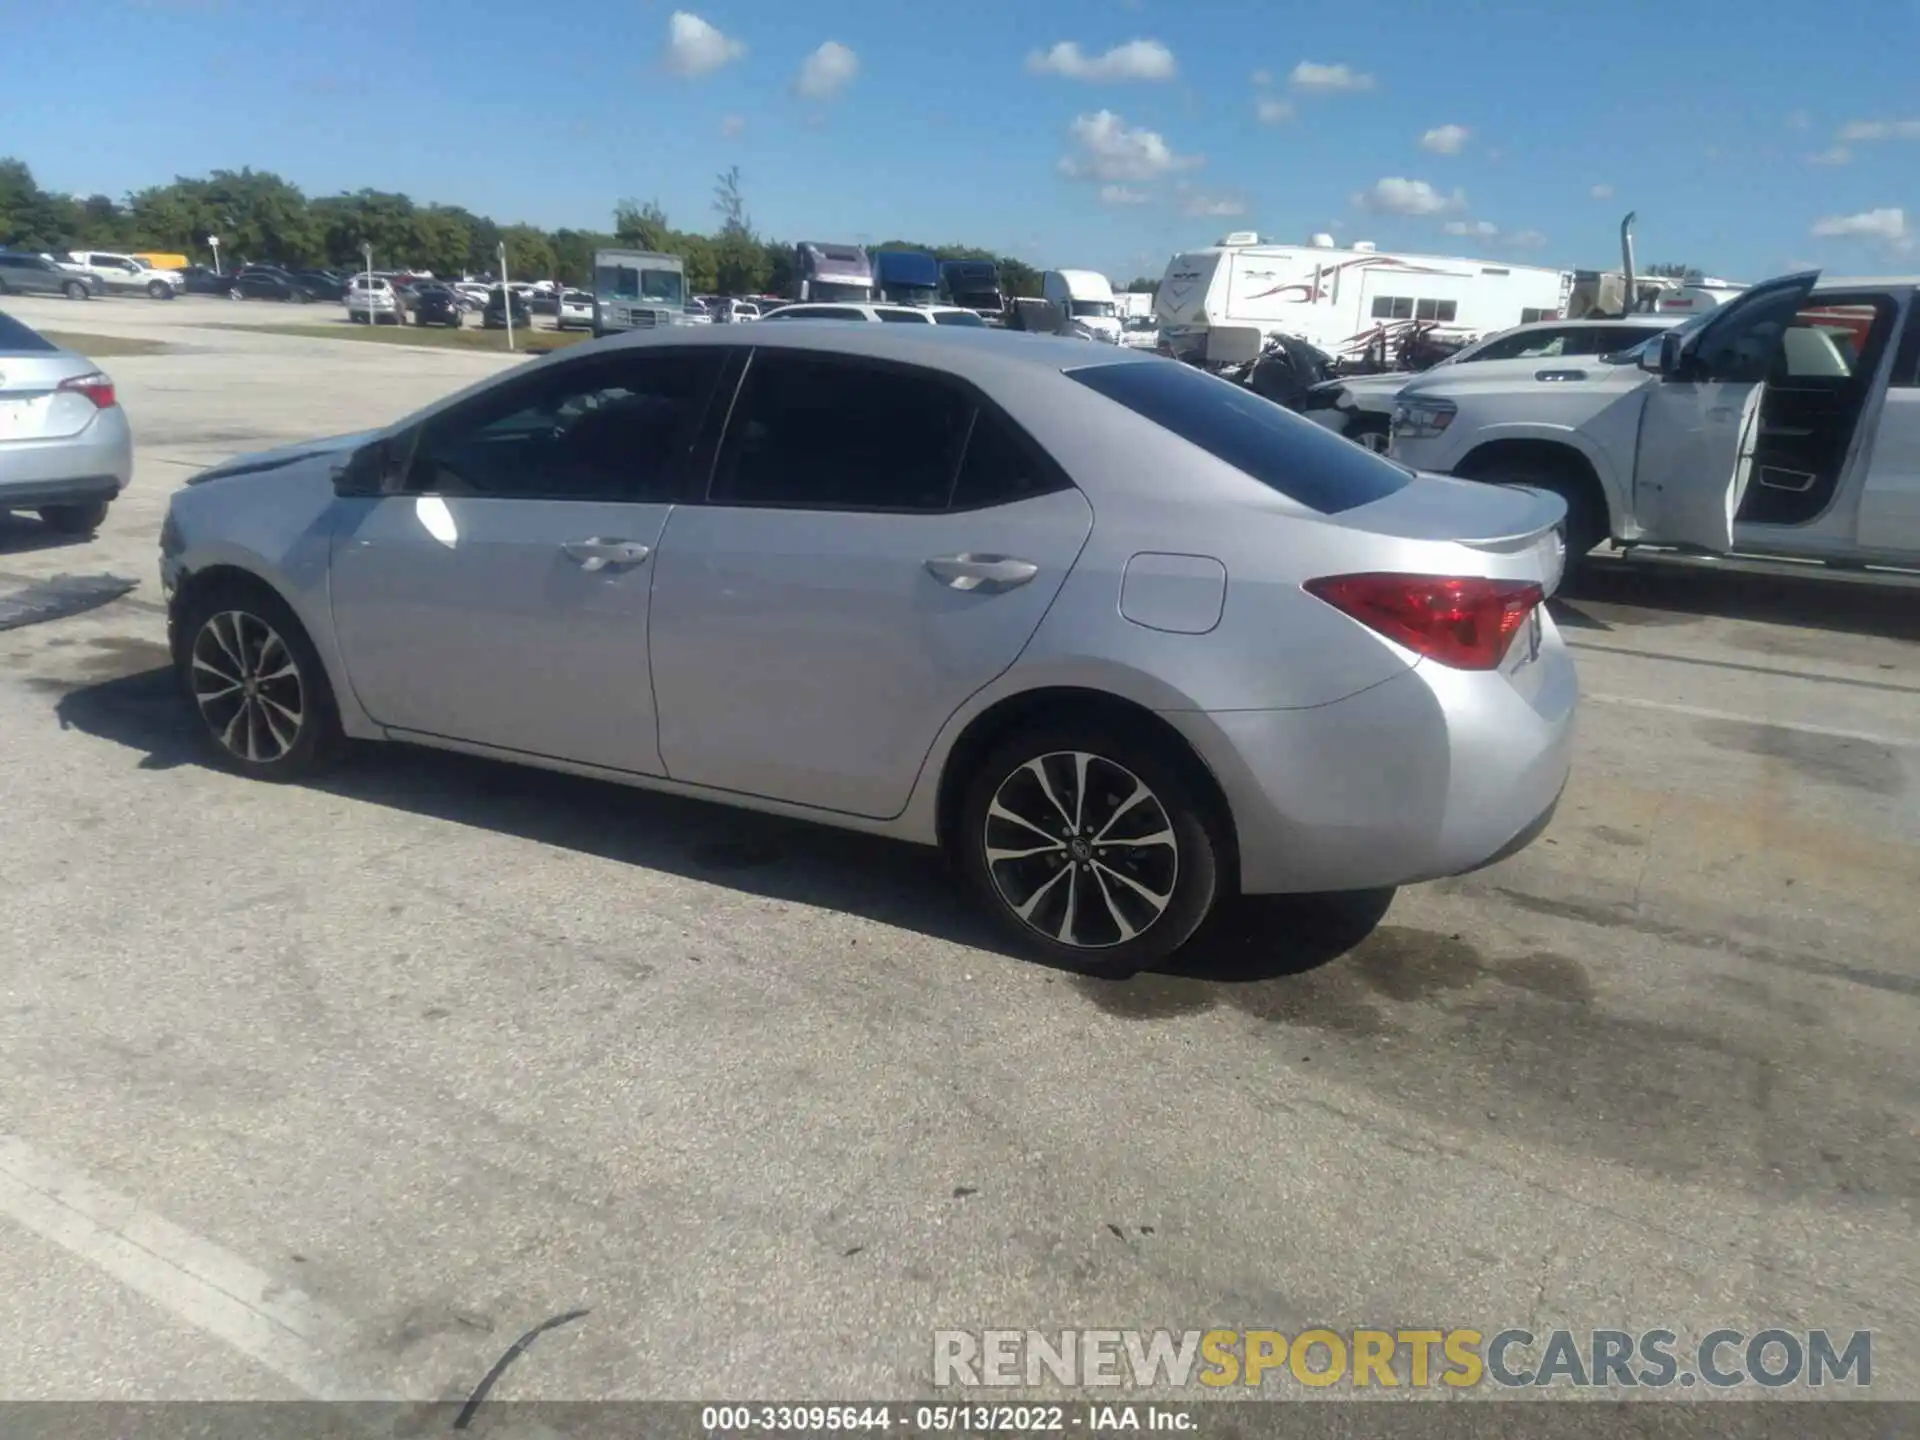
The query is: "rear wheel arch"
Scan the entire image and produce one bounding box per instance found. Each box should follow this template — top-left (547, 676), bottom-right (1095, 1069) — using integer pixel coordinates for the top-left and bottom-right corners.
top-left (1453, 437), bottom-right (1614, 556)
top-left (933, 686), bottom-right (1240, 879)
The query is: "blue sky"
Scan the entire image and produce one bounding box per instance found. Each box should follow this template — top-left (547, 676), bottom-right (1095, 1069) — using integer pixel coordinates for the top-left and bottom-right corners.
top-left (6, 0), bottom-right (1916, 282)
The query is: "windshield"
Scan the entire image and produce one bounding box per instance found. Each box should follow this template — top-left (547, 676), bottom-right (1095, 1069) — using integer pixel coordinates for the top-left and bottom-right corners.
top-left (1071, 299), bottom-right (1117, 318)
top-left (951, 289), bottom-right (1003, 310)
top-left (1124, 316), bottom-right (1158, 332)
top-left (808, 280), bottom-right (870, 302)
top-left (595, 264), bottom-right (684, 305)
top-left (884, 284), bottom-right (939, 305)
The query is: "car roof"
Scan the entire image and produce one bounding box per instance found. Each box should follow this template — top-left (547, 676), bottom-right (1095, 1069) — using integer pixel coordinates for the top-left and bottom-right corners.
top-left (595, 319), bottom-right (1160, 381)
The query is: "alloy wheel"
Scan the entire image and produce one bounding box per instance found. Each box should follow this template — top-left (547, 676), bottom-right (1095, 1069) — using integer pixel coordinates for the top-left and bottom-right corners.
top-left (1356, 430), bottom-right (1391, 454)
top-left (190, 610), bottom-right (306, 764)
top-left (983, 751), bottom-right (1179, 950)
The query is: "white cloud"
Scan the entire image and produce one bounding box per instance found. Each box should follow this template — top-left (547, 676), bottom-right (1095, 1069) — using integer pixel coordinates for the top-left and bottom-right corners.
top-left (795, 41), bottom-right (859, 100)
top-left (1808, 146), bottom-right (1851, 166)
top-left (1443, 219), bottom-right (1499, 239)
top-left (1837, 118), bottom-right (1920, 142)
top-left (1251, 68), bottom-right (1272, 86)
top-left (1353, 177), bottom-right (1466, 216)
top-left (1099, 184), bottom-right (1152, 206)
top-left (1811, 207), bottom-right (1907, 242)
top-left (1506, 229), bottom-right (1548, 250)
top-left (1255, 96), bottom-right (1294, 124)
top-left (1420, 124), bottom-right (1470, 155)
top-left (1182, 193), bottom-right (1247, 218)
top-left (1785, 110), bottom-right (1810, 131)
top-left (1288, 60), bottom-right (1374, 93)
top-left (664, 12), bottom-right (744, 77)
top-left (1026, 38), bottom-right (1176, 81)
top-left (1058, 109), bottom-right (1201, 183)
top-left (1590, 183), bottom-right (1614, 199)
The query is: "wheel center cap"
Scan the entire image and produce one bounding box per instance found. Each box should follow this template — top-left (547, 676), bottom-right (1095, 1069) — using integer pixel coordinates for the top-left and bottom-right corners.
top-left (243, 677), bottom-right (258, 697)
top-left (1069, 837), bottom-right (1092, 862)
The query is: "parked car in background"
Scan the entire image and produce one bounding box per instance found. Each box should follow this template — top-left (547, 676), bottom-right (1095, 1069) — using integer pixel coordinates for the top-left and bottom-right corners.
top-left (229, 266), bottom-right (323, 303)
top-left (67, 250), bottom-right (183, 299)
top-left (409, 284), bottom-right (464, 329)
top-left (683, 299), bottom-right (714, 325)
top-left (0, 253), bottom-right (98, 300)
top-left (291, 269), bottom-right (347, 301)
top-left (0, 310), bottom-right (132, 534)
top-left (759, 302), bottom-right (988, 326)
top-left (178, 266), bottom-right (230, 296)
top-left (157, 325), bottom-right (1573, 972)
top-left (453, 282), bottom-right (492, 310)
top-left (345, 275), bottom-right (402, 325)
top-left (556, 289), bottom-right (594, 330)
top-left (1298, 316), bottom-right (1683, 452)
top-left (716, 298), bottom-right (762, 323)
top-left (481, 286), bottom-right (532, 330)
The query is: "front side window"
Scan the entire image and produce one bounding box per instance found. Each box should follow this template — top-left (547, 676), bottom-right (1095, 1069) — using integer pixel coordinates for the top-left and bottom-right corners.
top-left (1475, 329), bottom-right (1571, 361)
top-left (710, 353), bottom-right (972, 511)
top-left (405, 351), bottom-right (724, 503)
top-left (1068, 359), bottom-right (1412, 515)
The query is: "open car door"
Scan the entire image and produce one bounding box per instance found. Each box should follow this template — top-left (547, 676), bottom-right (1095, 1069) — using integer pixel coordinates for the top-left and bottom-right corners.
top-left (1632, 270), bottom-right (1820, 552)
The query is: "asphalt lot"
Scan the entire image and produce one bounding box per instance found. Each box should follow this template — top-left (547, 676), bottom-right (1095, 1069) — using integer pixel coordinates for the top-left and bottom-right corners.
top-left (1, 292), bottom-right (1917, 1409)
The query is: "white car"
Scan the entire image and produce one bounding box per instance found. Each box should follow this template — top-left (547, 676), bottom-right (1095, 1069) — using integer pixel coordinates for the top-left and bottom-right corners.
top-left (556, 289), bottom-right (594, 330)
top-left (67, 250), bottom-right (183, 299)
top-left (1299, 317), bottom-right (1682, 452)
top-left (1387, 269), bottom-right (1920, 569)
top-left (344, 276), bottom-right (403, 326)
top-left (760, 303), bottom-right (990, 327)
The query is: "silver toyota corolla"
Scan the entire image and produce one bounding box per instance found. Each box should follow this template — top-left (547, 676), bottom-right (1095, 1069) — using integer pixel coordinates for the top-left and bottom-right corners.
top-left (1, 310), bottom-right (133, 534)
top-left (160, 325), bottom-right (1576, 972)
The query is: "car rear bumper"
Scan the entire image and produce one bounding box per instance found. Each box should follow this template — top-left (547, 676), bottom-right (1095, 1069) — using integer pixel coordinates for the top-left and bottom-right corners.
top-left (0, 412), bottom-right (134, 507)
top-left (1163, 617), bottom-right (1577, 894)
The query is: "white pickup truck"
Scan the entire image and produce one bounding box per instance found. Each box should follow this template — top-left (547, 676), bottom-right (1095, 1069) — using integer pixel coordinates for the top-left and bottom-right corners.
top-left (1388, 270), bottom-right (1920, 570)
top-left (67, 250), bottom-right (184, 299)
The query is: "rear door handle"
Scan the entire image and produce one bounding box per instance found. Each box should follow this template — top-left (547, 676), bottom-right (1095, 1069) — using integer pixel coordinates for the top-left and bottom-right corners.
top-left (562, 538), bottom-right (652, 571)
top-left (924, 553), bottom-right (1040, 593)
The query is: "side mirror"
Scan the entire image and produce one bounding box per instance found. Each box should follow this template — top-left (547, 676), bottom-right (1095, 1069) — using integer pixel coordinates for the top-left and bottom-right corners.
top-left (1642, 331), bottom-right (1683, 376)
top-left (334, 436), bottom-right (401, 497)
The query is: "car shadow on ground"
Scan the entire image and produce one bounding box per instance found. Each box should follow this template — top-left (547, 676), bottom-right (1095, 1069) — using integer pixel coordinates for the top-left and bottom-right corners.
top-left (1555, 553), bottom-right (1920, 643)
top-left (0, 513), bottom-right (93, 556)
top-left (42, 662), bottom-right (1391, 984)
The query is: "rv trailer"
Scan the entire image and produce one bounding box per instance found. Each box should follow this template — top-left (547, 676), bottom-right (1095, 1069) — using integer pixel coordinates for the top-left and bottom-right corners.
top-left (1154, 230), bottom-right (1570, 367)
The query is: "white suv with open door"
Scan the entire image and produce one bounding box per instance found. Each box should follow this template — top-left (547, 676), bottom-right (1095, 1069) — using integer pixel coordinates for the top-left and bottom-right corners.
top-left (68, 250), bottom-right (183, 299)
top-left (1388, 270), bottom-right (1920, 569)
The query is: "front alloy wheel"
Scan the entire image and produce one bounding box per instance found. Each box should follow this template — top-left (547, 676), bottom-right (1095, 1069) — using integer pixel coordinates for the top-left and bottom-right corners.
top-left (190, 610), bottom-right (307, 765)
top-left (960, 729), bottom-right (1223, 974)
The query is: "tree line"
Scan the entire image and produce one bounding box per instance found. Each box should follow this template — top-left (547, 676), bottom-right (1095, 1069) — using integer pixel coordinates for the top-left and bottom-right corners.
top-left (0, 157), bottom-right (1088, 298)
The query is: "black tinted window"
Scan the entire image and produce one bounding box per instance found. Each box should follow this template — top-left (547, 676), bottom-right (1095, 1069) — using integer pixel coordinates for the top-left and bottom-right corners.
top-left (407, 351), bottom-right (724, 502)
top-left (711, 353), bottom-right (970, 510)
top-left (934, 310), bottom-right (988, 327)
top-left (1068, 360), bottom-right (1412, 514)
top-left (951, 409), bottom-right (1072, 510)
top-left (0, 312), bottom-right (55, 351)
top-left (877, 308), bottom-right (930, 323)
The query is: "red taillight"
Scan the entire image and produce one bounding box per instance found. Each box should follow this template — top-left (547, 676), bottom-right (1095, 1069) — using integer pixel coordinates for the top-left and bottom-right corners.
top-left (1305, 573), bottom-right (1544, 670)
top-left (58, 372), bottom-right (116, 409)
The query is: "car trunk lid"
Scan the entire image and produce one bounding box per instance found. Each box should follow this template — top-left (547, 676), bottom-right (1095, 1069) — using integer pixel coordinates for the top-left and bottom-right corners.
top-left (1330, 472), bottom-right (1568, 597)
top-left (0, 353), bottom-right (109, 442)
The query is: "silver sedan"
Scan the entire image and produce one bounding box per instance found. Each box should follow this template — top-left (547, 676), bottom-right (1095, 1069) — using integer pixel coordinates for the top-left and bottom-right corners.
top-left (0, 310), bottom-right (133, 534)
top-left (158, 325), bottom-right (1576, 972)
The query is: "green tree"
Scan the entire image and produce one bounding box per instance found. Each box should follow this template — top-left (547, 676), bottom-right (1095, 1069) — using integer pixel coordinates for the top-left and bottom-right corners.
top-left (613, 198), bottom-right (672, 251)
top-left (0, 158), bottom-right (65, 249)
top-left (498, 223), bottom-right (555, 282)
top-left (550, 227), bottom-right (615, 287)
top-left (678, 233), bottom-right (718, 294)
top-left (1646, 262), bottom-right (1693, 278)
top-left (1124, 276), bottom-right (1159, 294)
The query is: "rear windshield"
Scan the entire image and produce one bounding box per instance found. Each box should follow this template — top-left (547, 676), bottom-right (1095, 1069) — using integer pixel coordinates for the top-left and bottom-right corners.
top-left (1068, 360), bottom-right (1413, 514)
top-left (0, 312), bottom-right (55, 352)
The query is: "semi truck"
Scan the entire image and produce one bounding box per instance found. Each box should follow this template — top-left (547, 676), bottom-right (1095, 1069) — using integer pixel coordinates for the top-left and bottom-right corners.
top-left (939, 259), bottom-right (1004, 320)
top-left (872, 250), bottom-right (940, 306)
top-left (793, 242), bottom-right (875, 302)
top-left (590, 248), bottom-right (687, 337)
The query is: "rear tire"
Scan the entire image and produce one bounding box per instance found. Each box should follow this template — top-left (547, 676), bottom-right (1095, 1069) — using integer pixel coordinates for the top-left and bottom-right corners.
top-left (173, 579), bottom-right (345, 782)
top-left (956, 722), bottom-right (1224, 976)
top-left (38, 500), bottom-right (109, 535)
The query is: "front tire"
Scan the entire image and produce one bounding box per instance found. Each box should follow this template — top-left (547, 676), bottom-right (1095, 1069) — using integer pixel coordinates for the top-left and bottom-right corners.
top-left (38, 500), bottom-right (109, 534)
top-left (957, 724), bottom-right (1223, 975)
top-left (1468, 460), bottom-right (1608, 565)
top-left (147, 280), bottom-right (171, 300)
top-left (63, 280), bottom-right (89, 300)
top-left (174, 581), bottom-right (345, 781)
top-left (1345, 415), bottom-right (1391, 454)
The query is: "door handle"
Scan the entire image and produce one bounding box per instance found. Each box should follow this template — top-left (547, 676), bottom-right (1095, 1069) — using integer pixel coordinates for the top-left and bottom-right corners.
top-left (924, 553), bottom-right (1041, 593)
top-left (562, 538), bottom-right (652, 571)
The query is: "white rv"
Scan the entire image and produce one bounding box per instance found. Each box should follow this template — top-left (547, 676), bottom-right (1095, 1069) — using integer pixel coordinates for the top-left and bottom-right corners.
top-left (1041, 270), bottom-right (1121, 343)
top-left (1155, 231), bottom-right (1571, 365)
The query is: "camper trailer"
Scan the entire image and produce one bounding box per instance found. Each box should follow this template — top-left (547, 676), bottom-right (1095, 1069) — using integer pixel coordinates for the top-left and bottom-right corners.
top-left (794, 242), bottom-right (875, 303)
top-left (1155, 231), bottom-right (1570, 366)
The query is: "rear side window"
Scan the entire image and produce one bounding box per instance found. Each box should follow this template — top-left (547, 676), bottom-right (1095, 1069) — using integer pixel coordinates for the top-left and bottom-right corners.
top-left (0, 312), bottom-right (56, 351)
top-left (951, 408), bottom-right (1073, 510)
top-left (934, 310), bottom-right (987, 327)
top-left (1068, 360), bottom-right (1412, 514)
top-left (878, 308), bottom-right (931, 323)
